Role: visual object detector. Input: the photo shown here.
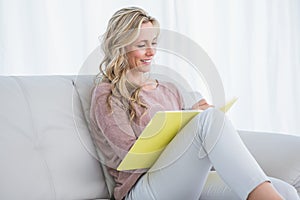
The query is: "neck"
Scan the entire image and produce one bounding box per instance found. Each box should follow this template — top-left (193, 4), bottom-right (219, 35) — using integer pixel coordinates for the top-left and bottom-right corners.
top-left (126, 70), bottom-right (157, 90)
top-left (126, 70), bottom-right (145, 86)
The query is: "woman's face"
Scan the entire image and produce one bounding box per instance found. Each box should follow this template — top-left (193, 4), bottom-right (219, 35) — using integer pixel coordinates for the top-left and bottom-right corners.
top-left (126, 22), bottom-right (158, 73)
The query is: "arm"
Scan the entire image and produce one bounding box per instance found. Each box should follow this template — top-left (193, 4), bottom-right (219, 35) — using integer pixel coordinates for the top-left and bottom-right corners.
top-left (93, 92), bottom-right (137, 160)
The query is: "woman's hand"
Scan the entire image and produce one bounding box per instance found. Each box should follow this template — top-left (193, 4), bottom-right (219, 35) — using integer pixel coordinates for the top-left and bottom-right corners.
top-left (192, 99), bottom-right (214, 110)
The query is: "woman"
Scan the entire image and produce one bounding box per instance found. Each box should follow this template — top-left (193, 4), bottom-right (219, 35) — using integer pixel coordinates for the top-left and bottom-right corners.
top-left (89, 7), bottom-right (299, 200)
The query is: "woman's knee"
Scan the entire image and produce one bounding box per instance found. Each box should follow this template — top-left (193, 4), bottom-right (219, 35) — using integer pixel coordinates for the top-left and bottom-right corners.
top-left (193, 107), bottom-right (227, 157)
top-left (200, 107), bottom-right (224, 119)
top-left (195, 107), bottom-right (226, 138)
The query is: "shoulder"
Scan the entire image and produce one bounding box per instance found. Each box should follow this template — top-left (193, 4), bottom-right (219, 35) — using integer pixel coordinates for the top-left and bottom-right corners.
top-left (90, 82), bottom-right (112, 105)
top-left (91, 82), bottom-right (126, 110)
top-left (91, 82), bottom-right (112, 100)
top-left (92, 82), bottom-right (111, 95)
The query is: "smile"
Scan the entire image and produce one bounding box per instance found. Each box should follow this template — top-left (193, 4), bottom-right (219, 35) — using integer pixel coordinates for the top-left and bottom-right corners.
top-left (141, 59), bottom-right (151, 63)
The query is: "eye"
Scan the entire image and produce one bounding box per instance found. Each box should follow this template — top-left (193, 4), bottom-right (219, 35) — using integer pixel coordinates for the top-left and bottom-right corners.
top-left (137, 44), bottom-right (146, 48)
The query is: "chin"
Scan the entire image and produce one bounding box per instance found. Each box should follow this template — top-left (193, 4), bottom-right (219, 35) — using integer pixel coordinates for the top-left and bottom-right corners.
top-left (138, 65), bottom-right (151, 73)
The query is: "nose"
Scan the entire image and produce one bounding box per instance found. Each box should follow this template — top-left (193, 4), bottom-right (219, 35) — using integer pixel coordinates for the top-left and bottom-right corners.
top-left (146, 46), bottom-right (155, 56)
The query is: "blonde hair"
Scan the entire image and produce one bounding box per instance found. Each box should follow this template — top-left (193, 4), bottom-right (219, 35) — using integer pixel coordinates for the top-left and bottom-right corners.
top-left (97, 7), bottom-right (159, 121)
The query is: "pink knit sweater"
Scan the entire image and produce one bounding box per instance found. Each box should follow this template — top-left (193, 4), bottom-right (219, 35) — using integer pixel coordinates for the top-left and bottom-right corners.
top-left (89, 80), bottom-right (184, 200)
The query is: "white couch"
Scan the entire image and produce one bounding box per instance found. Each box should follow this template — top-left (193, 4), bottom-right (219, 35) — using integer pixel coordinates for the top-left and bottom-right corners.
top-left (0, 75), bottom-right (299, 199)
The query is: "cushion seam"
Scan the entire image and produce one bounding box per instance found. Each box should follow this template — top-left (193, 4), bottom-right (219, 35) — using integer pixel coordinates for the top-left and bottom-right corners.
top-left (14, 77), bottom-right (57, 199)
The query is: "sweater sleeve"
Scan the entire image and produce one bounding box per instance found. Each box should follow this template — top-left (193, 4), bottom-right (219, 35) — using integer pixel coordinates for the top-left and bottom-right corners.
top-left (92, 86), bottom-right (137, 160)
top-left (160, 81), bottom-right (185, 110)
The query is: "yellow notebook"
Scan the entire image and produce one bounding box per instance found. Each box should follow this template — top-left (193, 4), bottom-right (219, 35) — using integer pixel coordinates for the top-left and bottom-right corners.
top-left (117, 97), bottom-right (238, 171)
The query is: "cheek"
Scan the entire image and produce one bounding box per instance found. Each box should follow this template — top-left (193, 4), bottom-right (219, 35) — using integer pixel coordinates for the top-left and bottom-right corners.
top-left (128, 50), bottom-right (145, 63)
top-left (132, 50), bottom-right (145, 59)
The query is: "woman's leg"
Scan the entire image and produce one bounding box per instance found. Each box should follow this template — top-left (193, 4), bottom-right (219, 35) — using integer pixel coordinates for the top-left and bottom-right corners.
top-left (125, 108), bottom-right (298, 200)
top-left (201, 172), bottom-right (299, 199)
top-left (126, 109), bottom-right (214, 200)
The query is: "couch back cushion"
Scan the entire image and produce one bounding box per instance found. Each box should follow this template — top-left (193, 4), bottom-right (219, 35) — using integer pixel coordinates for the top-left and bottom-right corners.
top-left (0, 76), bottom-right (109, 200)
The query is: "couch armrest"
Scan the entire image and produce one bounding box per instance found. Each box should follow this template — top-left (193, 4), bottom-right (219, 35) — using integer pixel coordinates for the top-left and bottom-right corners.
top-left (238, 130), bottom-right (300, 194)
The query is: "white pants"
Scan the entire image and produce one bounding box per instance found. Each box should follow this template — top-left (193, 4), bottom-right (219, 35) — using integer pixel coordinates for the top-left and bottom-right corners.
top-left (125, 108), bottom-right (299, 200)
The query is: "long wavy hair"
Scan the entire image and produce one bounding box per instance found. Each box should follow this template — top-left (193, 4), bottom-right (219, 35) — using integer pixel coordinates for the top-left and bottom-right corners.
top-left (96, 7), bottom-right (159, 121)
